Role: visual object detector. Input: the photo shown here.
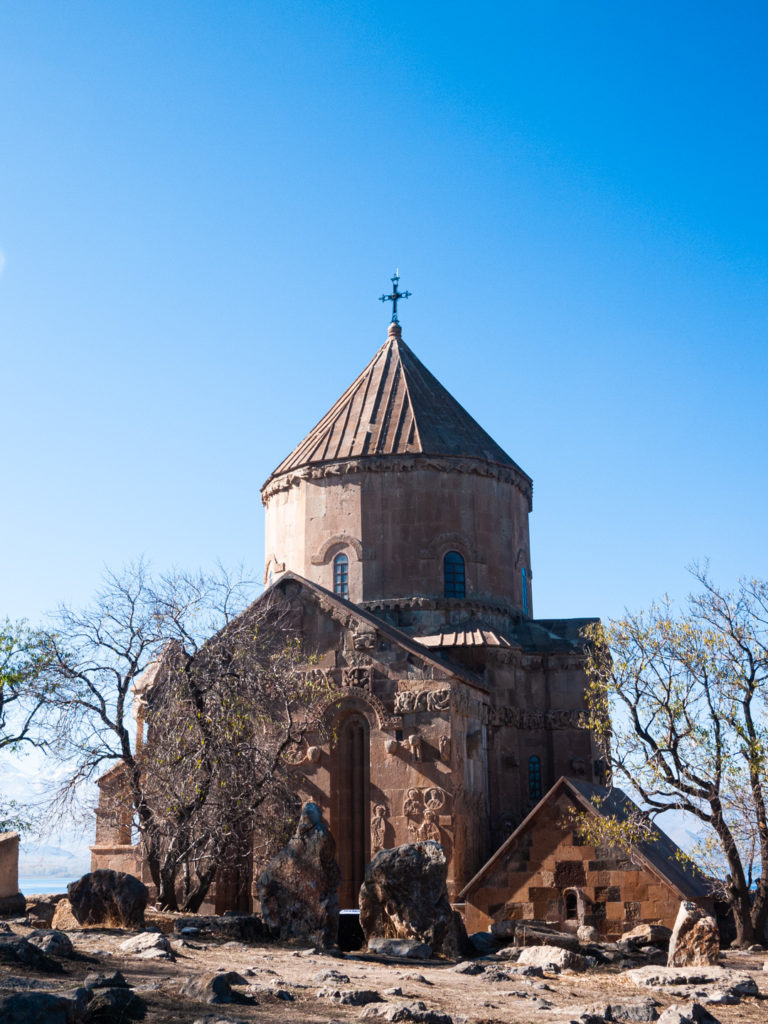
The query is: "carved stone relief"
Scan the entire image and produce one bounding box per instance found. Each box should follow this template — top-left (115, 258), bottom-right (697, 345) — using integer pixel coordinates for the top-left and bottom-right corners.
top-left (403, 787), bottom-right (450, 843)
top-left (488, 707), bottom-right (587, 730)
top-left (438, 735), bottom-right (450, 762)
top-left (394, 688), bottom-right (451, 714)
top-left (371, 804), bottom-right (388, 853)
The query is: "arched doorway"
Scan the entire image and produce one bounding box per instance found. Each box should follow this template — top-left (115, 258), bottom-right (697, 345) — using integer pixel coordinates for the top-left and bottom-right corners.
top-left (331, 712), bottom-right (370, 908)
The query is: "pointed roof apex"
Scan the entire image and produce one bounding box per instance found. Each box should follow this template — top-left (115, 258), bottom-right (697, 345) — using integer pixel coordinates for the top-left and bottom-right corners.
top-left (262, 326), bottom-right (530, 490)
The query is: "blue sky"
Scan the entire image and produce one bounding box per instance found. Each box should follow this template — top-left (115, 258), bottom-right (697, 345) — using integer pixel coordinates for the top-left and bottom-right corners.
top-left (2, 1), bottom-right (767, 629)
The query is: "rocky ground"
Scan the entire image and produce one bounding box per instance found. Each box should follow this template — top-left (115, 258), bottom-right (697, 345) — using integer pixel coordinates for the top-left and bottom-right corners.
top-left (0, 915), bottom-right (767, 1024)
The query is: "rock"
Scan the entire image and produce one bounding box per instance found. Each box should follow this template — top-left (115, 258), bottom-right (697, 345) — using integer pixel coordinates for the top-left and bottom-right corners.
top-left (490, 919), bottom-right (517, 940)
top-left (514, 923), bottom-right (581, 950)
top-left (84, 971), bottom-right (130, 990)
top-left (67, 869), bottom-right (147, 929)
top-left (25, 894), bottom-right (67, 928)
top-left (577, 925), bottom-right (599, 944)
top-left (608, 999), bottom-right (660, 1021)
top-left (626, 965), bottom-right (757, 1001)
top-left (468, 931), bottom-right (499, 955)
top-left (452, 961), bottom-right (485, 975)
top-left (0, 991), bottom-right (81, 1023)
top-left (625, 924), bottom-right (673, 949)
top-left (257, 802), bottom-right (340, 948)
top-left (318, 987), bottom-right (384, 1005)
top-left (367, 937), bottom-right (432, 959)
top-left (180, 971), bottom-right (255, 1005)
top-left (667, 903), bottom-right (720, 967)
top-left (440, 909), bottom-right (473, 959)
top-left (174, 914), bottom-right (268, 942)
top-left (84, 988), bottom-right (147, 1021)
top-left (657, 1003), bottom-right (720, 1024)
top-left (359, 1001), bottom-right (453, 1023)
top-left (359, 842), bottom-right (453, 954)
top-left (314, 968), bottom-right (351, 984)
top-left (517, 943), bottom-right (587, 972)
top-left (118, 930), bottom-right (172, 955)
top-left (401, 973), bottom-right (432, 985)
top-left (0, 934), bottom-right (63, 972)
top-left (0, 893), bottom-right (26, 916)
top-left (51, 899), bottom-right (80, 930)
top-left (26, 929), bottom-right (74, 957)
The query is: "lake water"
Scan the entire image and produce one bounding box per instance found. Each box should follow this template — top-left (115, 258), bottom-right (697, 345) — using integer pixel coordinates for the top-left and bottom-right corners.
top-left (19, 875), bottom-right (76, 894)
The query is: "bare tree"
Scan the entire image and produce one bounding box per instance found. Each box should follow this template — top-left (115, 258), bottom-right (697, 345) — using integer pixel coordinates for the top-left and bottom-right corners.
top-left (33, 562), bottom-right (326, 911)
top-left (0, 618), bottom-right (49, 830)
top-left (582, 567), bottom-right (768, 945)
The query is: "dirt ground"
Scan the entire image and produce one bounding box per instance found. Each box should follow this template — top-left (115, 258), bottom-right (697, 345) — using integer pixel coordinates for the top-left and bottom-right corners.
top-left (2, 923), bottom-right (768, 1024)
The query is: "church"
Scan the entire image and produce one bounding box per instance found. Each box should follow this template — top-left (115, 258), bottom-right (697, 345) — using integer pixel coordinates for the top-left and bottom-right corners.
top-left (92, 287), bottom-right (603, 913)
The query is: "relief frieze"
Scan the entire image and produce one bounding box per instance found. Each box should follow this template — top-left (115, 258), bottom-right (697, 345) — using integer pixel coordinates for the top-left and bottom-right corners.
top-left (489, 706), bottom-right (587, 730)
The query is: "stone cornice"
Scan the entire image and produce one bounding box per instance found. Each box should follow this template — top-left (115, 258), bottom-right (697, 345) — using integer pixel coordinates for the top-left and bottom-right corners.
top-left (360, 594), bottom-right (525, 623)
top-left (261, 454), bottom-right (533, 509)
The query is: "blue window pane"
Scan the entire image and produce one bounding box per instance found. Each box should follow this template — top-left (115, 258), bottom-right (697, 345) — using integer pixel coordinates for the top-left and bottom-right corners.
top-left (333, 553), bottom-right (349, 597)
top-left (444, 551), bottom-right (465, 598)
top-left (528, 755), bottom-right (542, 802)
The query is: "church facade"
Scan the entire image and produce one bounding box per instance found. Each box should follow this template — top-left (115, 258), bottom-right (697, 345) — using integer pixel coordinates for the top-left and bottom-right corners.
top-left (91, 317), bottom-right (601, 911)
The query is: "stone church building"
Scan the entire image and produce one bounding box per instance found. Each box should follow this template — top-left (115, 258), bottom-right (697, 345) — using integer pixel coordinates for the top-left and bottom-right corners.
top-left (92, 317), bottom-right (603, 912)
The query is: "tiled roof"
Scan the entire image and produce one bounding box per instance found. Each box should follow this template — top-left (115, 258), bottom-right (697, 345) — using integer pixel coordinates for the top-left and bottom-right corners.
top-left (264, 323), bottom-right (527, 484)
top-left (415, 627), bottom-right (515, 649)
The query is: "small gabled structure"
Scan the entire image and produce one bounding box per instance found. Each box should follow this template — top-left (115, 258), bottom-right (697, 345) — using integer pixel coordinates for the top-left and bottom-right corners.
top-left (459, 776), bottom-right (712, 939)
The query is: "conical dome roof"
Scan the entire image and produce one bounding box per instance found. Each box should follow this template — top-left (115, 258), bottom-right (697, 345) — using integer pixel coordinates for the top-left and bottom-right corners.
top-left (263, 323), bottom-right (527, 488)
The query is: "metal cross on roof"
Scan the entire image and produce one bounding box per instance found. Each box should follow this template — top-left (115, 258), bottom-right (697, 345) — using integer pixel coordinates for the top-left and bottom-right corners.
top-left (379, 269), bottom-right (411, 324)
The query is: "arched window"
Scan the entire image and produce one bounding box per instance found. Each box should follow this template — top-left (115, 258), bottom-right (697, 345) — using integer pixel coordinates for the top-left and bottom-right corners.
top-left (443, 551), bottom-right (465, 598)
top-left (333, 553), bottom-right (349, 597)
top-left (528, 755), bottom-right (542, 802)
top-left (565, 891), bottom-right (578, 920)
top-left (521, 566), bottom-right (529, 616)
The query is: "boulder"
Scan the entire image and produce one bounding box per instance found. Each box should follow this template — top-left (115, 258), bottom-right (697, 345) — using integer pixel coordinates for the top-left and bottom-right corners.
top-left (317, 987), bottom-right (383, 1005)
top-left (84, 971), bottom-right (130, 990)
top-left (626, 965), bottom-right (757, 1001)
top-left (367, 937), bottom-right (432, 958)
top-left (27, 929), bottom-right (74, 957)
top-left (51, 898), bottom-right (80, 930)
top-left (577, 924), bottom-right (600, 944)
top-left (668, 903), bottom-right (720, 967)
top-left (468, 931), bottom-right (499, 955)
top-left (84, 988), bottom-right (147, 1021)
top-left (657, 1003), bottom-right (720, 1024)
top-left (359, 842), bottom-right (453, 954)
top-left (118, 930), bottom-right (172, 955)
top-left (0, 893), bottom-right (25, 915)
top-left (440, 909), bottom-right (474, 959)
top-left (180, 971), bottom-right (254, 1005)
top-left (514, 922), bottom-right (581, 950)
top-left (26, 894), bottom-right (67, 927)
top-left (0, 934), bottom-right (63, 972)
top-left (608, 999), bottom-right (660, 1021)
top-left (0, 991), bottom-right (82, 1023)
top-left (256, 802), bottom-right (340, 948)
top-left (517, 943), bottom-right (587, 972)
top-left (360, 1001), bottom-right (454, 1023)
top-left (625, 924), bottom-right (673, 949)
top-left (67, 869), bottom-right (147, 929)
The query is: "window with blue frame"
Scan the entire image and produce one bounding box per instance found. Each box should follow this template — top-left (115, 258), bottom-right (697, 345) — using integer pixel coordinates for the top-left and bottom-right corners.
top-left (443, 551), bottom-right (466, 598)
top-left (333, 552), bottom-right (349, 597)
top-left (528, 755), bottom-right (542, 802)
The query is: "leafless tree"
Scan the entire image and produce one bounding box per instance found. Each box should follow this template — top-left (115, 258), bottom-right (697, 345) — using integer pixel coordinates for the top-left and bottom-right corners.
top-left (33, 562), bottom-right (327, 911)
top-left (582, 566), bottom-right (768, 945)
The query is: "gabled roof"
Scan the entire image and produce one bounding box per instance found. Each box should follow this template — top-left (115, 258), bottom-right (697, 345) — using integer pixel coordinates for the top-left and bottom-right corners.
top-left (267, 572), bottom-right (488, 693)
top-left (459, 776), bottom-right (710, 903)
top-left (263, 323), bottom-right (529, 488)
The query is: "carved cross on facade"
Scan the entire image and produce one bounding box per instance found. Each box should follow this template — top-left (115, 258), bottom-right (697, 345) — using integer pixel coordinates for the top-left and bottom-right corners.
top-left (379, 269), bottom-right (411, 324)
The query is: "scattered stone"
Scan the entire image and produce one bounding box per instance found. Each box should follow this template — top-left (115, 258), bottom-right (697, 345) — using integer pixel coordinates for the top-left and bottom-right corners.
top-left (174, 915), bottom-right (267, 942)
top-left (625, 924), bottom-right (673, 949)
top-left (67, 869), bottom-right (147, 929)
top-left (26, 929), bottom-right (74, 957)
top-left (51, 899), bottom-right (80, 931)
top-left (608, 999), bottom-right (660, 1021)
top-left (626, 965), bottom-right (757, 999)
top-left (359, 1000), bottom-right (453, 1023)
top-left (257, 802), bottom-right (340, 948)
top-left (84, 970), bottom-right (129, 990)
top-left (85, 987), bottom-right (147, 1022)
top-left (401, 972), bottom-right (432, 985)
top-left (577, 925), bottom-right (599, 944)
top-left (314, 968), bottom-right (351, 984)
top-left (451, 961), bottom-right (485, 975)
top-left (359, 842), bottom-right (453, 954)
top-left (318, 987), bottom-right (384, 1005)
top-left (180, 971), bottom-right (255, 1005)
top-left (667, 903), bottom-right (720, 967)
top-left (367, 937), bottom-right (432, 959)
top-left (746, 943), bottom-right (763, 953)
top-left (514, 923), bottom-right (581, 951)
top-left (517, 943), bottom-right (587, 972)
top-left (490, 919), bottom-right (517, 940)
top-left (118, 931), bottom-right (172, 955)
top-left (385, 987), bottom-right (404, 996)
top-left (25, 894), bottom-right (67, 928)
top-left (191, 1018), bottom-right (250, 1024)
top-left (657, 1002), bottom-right (720, 1024)
top-left (0, 934), bottom-right (62, 972)
top-left (530, 996), bottom-right (553, 1009)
